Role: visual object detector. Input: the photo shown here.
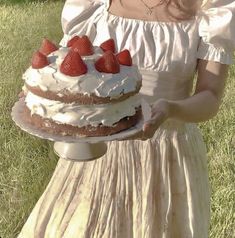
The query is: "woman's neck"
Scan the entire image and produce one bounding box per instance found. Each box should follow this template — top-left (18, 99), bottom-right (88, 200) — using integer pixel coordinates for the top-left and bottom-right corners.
top-left (108, 0), bottom-right (196, 22)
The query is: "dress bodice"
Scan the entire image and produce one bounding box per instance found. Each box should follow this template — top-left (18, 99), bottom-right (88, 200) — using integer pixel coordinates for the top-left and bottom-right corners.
top-left (60, 0), bottom-right (235, 102)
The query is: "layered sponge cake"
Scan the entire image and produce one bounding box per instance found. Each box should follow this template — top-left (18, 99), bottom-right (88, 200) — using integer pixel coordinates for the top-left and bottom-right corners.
top-left (22, 36), bottom-right (142, 136)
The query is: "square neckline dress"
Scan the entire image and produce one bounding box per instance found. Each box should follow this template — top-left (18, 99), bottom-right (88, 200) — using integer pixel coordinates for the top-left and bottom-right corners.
top-left (18, 0), bottom-right (235, 237)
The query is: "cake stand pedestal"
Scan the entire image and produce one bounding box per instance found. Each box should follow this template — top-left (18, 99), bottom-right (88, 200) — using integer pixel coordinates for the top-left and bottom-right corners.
top-left (12, 99), bottom-right (149, 238)
top-left (53, 141), bottom-right (107, 161)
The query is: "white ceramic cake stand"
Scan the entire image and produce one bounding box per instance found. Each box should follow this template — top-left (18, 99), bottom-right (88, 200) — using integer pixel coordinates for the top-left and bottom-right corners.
top-left (11, 99), bottom-right (150, 161)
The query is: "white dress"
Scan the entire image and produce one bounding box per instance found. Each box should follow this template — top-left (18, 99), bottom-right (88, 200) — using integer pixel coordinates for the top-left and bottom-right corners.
top-left (18, 0), bottom-right (235, 237)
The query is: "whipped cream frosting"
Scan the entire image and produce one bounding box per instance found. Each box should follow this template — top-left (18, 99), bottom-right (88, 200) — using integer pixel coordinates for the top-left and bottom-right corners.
top-left (25, 92), bottom-right (141, 127)
top-left (23, 47), bottom-right (142, 99)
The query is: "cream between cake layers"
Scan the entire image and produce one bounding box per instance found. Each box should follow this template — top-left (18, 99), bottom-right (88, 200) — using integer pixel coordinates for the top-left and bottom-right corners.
top-left (21, 37), bottom-right (142, 136)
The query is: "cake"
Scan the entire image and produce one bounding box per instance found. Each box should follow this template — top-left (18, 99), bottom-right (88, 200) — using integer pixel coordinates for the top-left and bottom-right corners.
top-left (21, 36), bottom-right (142, 137)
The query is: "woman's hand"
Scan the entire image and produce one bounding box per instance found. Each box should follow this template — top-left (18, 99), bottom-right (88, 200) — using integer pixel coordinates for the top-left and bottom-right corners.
top-left (142, 98), bottom-right (170, 139)
top-left (122, 99), bottom-right (170, 141)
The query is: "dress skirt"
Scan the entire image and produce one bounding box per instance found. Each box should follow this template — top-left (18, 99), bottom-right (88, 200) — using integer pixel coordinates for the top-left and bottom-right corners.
top-left (18, 120), bottom-right (210, 238)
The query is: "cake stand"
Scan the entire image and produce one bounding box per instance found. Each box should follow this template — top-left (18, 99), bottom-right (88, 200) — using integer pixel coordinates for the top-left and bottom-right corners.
top-left (12, 99), bottom-right (149, 161)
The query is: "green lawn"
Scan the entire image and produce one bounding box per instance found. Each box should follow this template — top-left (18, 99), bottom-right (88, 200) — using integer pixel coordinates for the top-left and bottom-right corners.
top-left (0, 2), bottom-right (63, 238)
top-left (0, 1), bottom-right (234, 238)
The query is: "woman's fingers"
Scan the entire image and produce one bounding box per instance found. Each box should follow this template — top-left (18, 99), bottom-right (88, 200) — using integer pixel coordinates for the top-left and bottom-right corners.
top-left (142, 99), bottom-right (170, 138)
top-left (143, 110), bottom-right (165, 138)
top-left (18, 91), bottom-right (25, 98)
top-left (119, 99), bottom-right (170, 141)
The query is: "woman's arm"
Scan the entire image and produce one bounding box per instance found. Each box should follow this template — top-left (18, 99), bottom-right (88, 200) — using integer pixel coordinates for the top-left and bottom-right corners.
top-left (168, 59), bottom-right (229, 122)
top-left (143, 60), bottom-right (229, 138)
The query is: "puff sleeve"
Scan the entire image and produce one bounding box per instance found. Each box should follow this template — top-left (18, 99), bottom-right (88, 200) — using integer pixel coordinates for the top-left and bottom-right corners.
top-left (197, 0), bottom-right (235, 64)
top-left (60, 0), bottom-right (106, 47)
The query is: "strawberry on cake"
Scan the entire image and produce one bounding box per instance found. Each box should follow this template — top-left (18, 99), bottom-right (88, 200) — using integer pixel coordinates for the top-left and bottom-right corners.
top-left (21, 36), bottom-right (142, 137)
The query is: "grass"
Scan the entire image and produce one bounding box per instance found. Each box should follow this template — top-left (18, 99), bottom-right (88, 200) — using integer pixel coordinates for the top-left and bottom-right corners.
top-left (201, 66), bottom-right (235, 238)
top-left (0, 0), bottom-right (60, 5)
top-left (0, 1), bottom-right (234, 238)
top-left (201, 72), bottom-right (235, 237)
top-left (0, 2), bottom-right (63, 238)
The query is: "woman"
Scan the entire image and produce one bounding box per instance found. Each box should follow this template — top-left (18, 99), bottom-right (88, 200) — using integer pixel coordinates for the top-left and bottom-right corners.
top-left (18, 0), bottom-right (235, 237)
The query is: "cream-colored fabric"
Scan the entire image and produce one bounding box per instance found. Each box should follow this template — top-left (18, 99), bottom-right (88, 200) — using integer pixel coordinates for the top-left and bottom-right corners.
top-left (18, 0), bottom-right (235, 237)
top-left (198, 0), bottom-right (235, 64)
top-left (60, 0), bottom-right (235, 65)
top-left (18, 124), bottom-right (210, 238)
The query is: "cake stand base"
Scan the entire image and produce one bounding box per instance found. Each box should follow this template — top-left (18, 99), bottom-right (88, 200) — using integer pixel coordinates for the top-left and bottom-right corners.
top-left (54, 141), bottom-right (107, 161)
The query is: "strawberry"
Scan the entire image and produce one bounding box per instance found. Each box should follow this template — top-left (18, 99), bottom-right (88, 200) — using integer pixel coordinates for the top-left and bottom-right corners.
top-left (95, 51), bottom-right (120, 73)
top-left (31, 51), bottom-right (50, 69)
top-left (67, 35), bottom-right (80, 47)
top-left (39, 38), bottom-right (58, 55)
top-left (71, 35), bottom-right (94, 56)
top-left (100, 38), bottom-right (116, 53)
top-left (60, 50), bottom-right (87, 76)
top-left (116, 49), bottom-right (132, 66)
